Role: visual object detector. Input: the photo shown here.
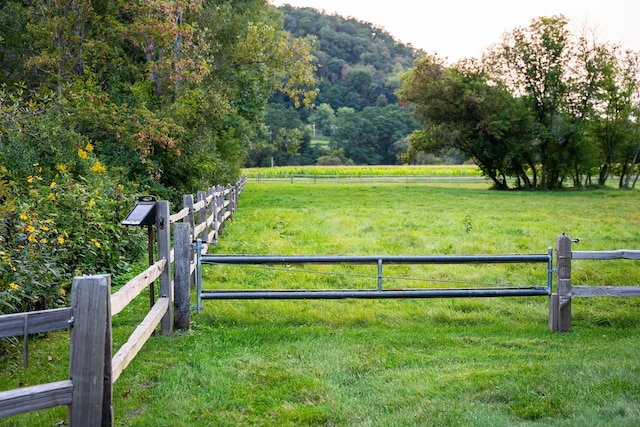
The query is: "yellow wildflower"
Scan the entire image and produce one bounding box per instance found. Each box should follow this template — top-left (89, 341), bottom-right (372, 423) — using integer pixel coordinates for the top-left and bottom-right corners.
top-left (90, 160), bottom-right (106, 174)
top-left (28, 233), bottom-right (36, 243)
top-left (40, 226), bottom-right (49, 231)
top-left (91, 238), bottom-right (101, 248)
top-left (19, 212), bottom-right (28, 220)
top-left (88, 198), bottom-right (95, 209)
top-left (85, 142), bottom-right (94, 152)
top-left (9, 283), bottom-right (19, 291)
top-left (48, 193), bottom-right (56, 202)
top-left (41, 238), bottom-right (48, 244)
top-left (78, 149), bottom-right (89, 160)
top-left (58, 236), bottom-right (65, 244)
top-left (26, 225), bottom-right (35, 233)
top-left (55, 164), bottom-right (69, 174)
top-left (50, 181), bottom-right (56, 189)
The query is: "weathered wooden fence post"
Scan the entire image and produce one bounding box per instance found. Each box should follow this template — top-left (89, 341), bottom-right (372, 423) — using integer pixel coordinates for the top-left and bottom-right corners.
top-left (183, 194), bottom-right (196, 290)
top-left (174, 222), bottom-right (191, 330)
top-left (549, 234), bottom-right (572, 331)
top-left (231, 183), bottom-right (238, 214)
top-left (69, 274), bottom-right (112, 426)
top-left (156, 201), bottom-right (173, 336)
top-left (183, 194), bottom-right (195, 230)
top-left (197, 191), bottom-right (207, 243)
top-left (206, 186), bottom-right (215, 243)
top-left (226, 184), bottom-right (234, 218)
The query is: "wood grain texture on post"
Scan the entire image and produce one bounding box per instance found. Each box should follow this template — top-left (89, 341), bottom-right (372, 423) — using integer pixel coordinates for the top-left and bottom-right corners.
top-left (69, 275), bottom-right (111, 425)
top-left (556, 234), bottom-right (572, 332)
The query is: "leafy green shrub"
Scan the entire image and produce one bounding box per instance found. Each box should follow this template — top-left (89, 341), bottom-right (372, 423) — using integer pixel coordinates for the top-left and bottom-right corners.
top-left (0, 98), bottom-right (146, 314)
top-left (0, 160), bottom-right (146, 314)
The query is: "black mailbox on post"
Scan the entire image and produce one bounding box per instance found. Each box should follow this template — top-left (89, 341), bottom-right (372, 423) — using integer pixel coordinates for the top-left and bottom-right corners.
top-left (122, 196), bottom-right (157, 227)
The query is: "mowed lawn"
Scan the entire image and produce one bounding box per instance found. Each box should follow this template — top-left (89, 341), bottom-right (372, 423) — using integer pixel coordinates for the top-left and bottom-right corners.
top-left (2, 181), bottom-right (640, 426)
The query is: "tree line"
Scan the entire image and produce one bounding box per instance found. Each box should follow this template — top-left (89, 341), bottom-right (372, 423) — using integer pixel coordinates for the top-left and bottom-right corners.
top-left (399, 16), bottom-right (640, 189)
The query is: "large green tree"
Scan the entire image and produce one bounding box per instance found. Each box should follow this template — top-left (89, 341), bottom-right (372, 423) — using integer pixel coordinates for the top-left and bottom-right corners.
top-left (486, 15), bottom-right (639, 189)
top-left (398, 56), bottom-right (535, 189)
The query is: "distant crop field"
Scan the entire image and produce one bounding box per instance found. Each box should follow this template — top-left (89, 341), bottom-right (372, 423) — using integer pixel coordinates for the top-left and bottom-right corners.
top-left (243, 164), bottom-right (483, 179)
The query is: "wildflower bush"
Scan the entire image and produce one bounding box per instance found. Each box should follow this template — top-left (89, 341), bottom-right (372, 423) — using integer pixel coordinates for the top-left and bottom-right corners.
top-left (0, 98), bottom-right (146, 315)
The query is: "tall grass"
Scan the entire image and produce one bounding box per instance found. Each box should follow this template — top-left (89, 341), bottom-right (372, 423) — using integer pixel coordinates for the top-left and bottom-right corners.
top-left (2, 181), bottom-right (640, 426)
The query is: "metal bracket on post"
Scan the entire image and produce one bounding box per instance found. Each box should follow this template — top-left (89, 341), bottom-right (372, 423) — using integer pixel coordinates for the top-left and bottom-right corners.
top-left (192, 239), bottom-right (205, 314)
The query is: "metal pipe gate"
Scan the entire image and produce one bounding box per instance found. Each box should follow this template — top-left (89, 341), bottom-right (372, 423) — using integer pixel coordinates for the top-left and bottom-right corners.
top-left (194, 241), bottom-right (553, 313)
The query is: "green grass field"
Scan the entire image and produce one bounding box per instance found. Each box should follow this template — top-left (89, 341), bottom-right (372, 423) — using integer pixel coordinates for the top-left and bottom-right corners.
top-left (2, 180), bottom-right (640, 426)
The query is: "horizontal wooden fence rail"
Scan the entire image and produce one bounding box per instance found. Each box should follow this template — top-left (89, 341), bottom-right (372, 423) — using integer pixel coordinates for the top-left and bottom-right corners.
top-left (0, 308), bottom-right (73, 339)
top-left (571, 250), bottom-right (640, 298)
top-left (0, 380), bottom-right (74, 419)
top-left (111, 259), bottom-right (166, 316)
top-left (571, 250), bottom-right (640, 260)
top-left (112, 297), bottom-right (170, 383)
top-left (0, 176), bottom-right (246, 425)
top-left (0, 307), bottom-right (73, 369)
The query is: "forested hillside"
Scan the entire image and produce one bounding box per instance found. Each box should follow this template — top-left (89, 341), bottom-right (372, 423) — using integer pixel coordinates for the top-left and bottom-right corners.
top-left (250, 5), bottom-right (424, 167)
top-left (281, 5), bottom-right (417, 109)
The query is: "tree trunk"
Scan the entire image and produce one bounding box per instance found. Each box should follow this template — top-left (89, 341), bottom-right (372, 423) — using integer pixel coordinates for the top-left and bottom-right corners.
top-left (173, 5), bottom-right (184, 98)
top-left (623, 139), bottom-right (640, 188)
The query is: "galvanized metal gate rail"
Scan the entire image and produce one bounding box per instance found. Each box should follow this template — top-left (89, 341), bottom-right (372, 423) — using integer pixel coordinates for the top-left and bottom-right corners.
top-left (194, 241), bottom-right (553, 313)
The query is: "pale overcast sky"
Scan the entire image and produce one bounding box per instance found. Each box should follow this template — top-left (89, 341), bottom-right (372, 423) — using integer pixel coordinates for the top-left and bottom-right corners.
top-left (270, 1), bottom-right (640, 63)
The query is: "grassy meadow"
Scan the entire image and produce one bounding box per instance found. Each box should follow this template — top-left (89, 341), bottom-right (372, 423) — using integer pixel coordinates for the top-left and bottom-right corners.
top-left (2, 178), bottom-right (640, 426)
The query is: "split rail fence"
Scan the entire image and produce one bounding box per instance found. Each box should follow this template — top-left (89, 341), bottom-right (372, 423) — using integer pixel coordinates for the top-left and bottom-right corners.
top-left (0, 177), bottom-right (246, 425)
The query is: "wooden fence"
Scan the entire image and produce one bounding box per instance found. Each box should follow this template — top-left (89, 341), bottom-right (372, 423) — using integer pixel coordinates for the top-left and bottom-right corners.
top-left (549, 233), bottom-right (640, 331)
top-left (0, 177), bottom-right (246, 425)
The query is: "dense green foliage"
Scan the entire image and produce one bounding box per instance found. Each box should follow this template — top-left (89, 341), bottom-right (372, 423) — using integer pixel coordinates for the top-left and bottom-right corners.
top-left (0, 0), bottom-right (317, 313)
top-left (399, 16), bottom-right (640, 189)
top-left (280, 5), bottom-right (417, 109)
top-left (2, 181), bottom-right (639, 425)
top-left (254, 6), bottom-right (422, 166)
